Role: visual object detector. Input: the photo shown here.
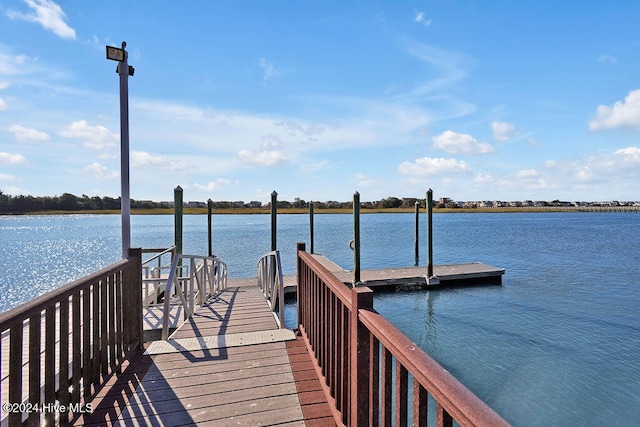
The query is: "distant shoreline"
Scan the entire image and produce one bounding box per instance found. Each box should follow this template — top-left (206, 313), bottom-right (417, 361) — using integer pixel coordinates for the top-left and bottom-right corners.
top-left (3, 206), bottom-right (639, 215)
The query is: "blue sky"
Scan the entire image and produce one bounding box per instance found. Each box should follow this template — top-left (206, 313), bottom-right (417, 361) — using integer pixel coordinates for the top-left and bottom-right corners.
top-left (1, 1), bottom-right (640, 203)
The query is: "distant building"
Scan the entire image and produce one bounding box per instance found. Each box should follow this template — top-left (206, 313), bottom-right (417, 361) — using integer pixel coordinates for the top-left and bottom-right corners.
top-left (187, 201), bottom-right (206, 208)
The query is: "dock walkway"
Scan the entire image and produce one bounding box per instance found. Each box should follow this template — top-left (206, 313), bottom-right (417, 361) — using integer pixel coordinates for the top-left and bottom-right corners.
top-left (77, 282), bottom-right (336, 426)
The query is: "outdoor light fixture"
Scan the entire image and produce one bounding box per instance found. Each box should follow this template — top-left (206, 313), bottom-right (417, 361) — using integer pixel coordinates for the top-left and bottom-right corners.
top-left (106, 45), bottom-right (125, 62)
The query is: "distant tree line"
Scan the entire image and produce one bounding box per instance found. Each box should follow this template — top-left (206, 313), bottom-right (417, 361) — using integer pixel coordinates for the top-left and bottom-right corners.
top-left (276, 197), bottom-right (424, 210)
top-left (0, 191), bottom-right (169, 214)
top-left (0, 192), bottom-right (427, 214)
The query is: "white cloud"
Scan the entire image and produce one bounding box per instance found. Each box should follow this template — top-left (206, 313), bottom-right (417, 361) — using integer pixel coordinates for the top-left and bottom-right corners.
top-left (302, 160), bottom-right (328, 173)
top-left (527, 137), bottom-right (541, 147)
top-left (597, 54), bottom-right (617, 63)
top-left (6, 0), bottom-right (76, 40)
top-left (0, 81), bottom-right (9, 90)
top-left (131, 151), bottom-right (188, 170)
top-left (574, 166), bottom-right (592, 181)
top-left (589, 89), bottom-right (640, 131)
top-left (0, 185), bottom-right (26, 195)
top-left (7, 124), bottom-right (50, 142)
top-left (474, 173), bottom-right (494, 183)
top-left (432, 130), bottom-right (494, 155)
top-left (614, 146), bottom-right (640, 163)
top-left (398, 156), bottom-right (471, 177)
top-left (352, 173), bottom-right (375, 187)
top-left (238, 149), bottom-right (288, 166)
top-left (516, 169), bottom-right (539, 178)
top-left (414, 11), bottom-right (432, 27)
top-left (397, 40), bottom-right (472, 104)
top-left (0, 51), bottom-right (34, 75)
top-left (0, 152), bottom-right (27, 164)
top-left (0, 173), bottom-right (17, 182)
top-left (193, 179), bottom-right (231, 191)
top-left (83, 162), bottom-right (118, 179)
top-left (491, 121), bottom-right (516, 141)
top-left (0, 99), bottom-right (7, 111)
top-left (59, 120), bottom-right (118, 150)
top-left (259, 58), bottom-right (281, 80)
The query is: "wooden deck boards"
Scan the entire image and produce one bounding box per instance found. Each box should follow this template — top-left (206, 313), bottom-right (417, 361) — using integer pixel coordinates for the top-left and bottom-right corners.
top-left (77, 286), bottom-right (335, 426)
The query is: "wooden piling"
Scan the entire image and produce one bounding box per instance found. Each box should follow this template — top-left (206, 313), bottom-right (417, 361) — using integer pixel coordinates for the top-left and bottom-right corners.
top-left (353, 192), bottom-right (361, 285)
top-left (207, 199), bottom-right (213, 257)
top-left (414, 201), bottom-right (420, 267)
top-left (427, 188), bottom-right (433, 278)
top-left (309, 201), bottom-right (315, 254)
top-left (271, 191), bottom-right (277, 251)
top-left (174, 186), bottom-right (183, 256)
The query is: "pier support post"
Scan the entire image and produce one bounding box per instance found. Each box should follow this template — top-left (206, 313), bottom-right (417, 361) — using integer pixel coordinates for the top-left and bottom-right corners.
top-left (271, 191), bottom-right (277, 251)
top-left (174, 186), bottom-right (183, 256)
top-left (426, 188), bottom-right (439, 285)
top-left (207, 199), bottom-right (213, 257)
top-left (353, 192), bottom-right (361, 285)
top-left (309, 201), bottom-right (315, 254)
top-left (415, 201), bottom-right (420, 266)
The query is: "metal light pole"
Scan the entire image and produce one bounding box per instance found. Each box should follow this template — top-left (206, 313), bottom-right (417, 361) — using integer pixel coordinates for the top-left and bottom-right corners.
top-left (106, 42), bottom-right (135, 258)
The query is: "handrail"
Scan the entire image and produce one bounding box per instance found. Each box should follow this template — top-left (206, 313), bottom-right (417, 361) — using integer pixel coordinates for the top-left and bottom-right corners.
top-left (295, 242), bottom-right (509, 427)
top-left (0, 249), bottom-right (143, 426)
top-left (359, 309), bottom-right (509, 426)
top-left (257, 250), bottom-right (285, 328)
top-left (141, 247), bottom-right (177, 306)
top-left (141, 246), bottom-right (176, 278)
top-left (161, 254), bottom-right (227, 340)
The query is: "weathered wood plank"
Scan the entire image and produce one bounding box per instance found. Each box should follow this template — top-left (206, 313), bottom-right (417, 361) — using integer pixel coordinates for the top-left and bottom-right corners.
top-left (78, 287), bottom-right (304, 425)
top-left (80, 285), bottom-right (337, 426)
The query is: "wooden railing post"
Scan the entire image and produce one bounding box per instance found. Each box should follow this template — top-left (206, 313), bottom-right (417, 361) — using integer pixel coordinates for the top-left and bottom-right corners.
top-left (296, 242), bottom-right (306, 330)
top-left (350, 286), bottom-right (374, 427)
top-left (124, 248), bottom-right (143, 353)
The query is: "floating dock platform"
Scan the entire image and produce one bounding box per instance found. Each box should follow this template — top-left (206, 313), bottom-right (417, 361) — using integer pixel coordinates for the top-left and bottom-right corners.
top-left (229, 254), bottom-right (505, 294)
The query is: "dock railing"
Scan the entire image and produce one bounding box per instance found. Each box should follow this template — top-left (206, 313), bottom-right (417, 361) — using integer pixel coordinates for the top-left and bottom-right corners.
top-left (161, 254), bottom-right (227, 340)
top-left (0, 248), bottom-right (142, 426)
top-left (257, 250), bottom-right (285, 328)
top-left (296, 242), bottom-right (510, 427)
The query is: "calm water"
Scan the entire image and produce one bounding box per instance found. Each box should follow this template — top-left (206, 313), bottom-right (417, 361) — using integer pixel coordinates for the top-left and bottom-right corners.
top-left (1, 212), bottom-right (639, 425)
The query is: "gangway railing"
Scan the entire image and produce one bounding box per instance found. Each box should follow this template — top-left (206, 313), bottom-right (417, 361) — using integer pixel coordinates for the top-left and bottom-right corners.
top-left (257, 250), bottom-right (285, 328)
top-left (161, 254), bottom-right (227, 340)
top-left (141, 246), bottom-right (176, 306)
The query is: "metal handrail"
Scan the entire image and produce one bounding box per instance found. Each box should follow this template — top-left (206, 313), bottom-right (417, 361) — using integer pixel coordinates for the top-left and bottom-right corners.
top-left (257, 250), bottom-right (285, 328)
top-left (161, 254), bottom-right (227, 340)
top-left (141, 246), bottom-right (176, 278)
top-left (141, 247), bottom-right (177, 307)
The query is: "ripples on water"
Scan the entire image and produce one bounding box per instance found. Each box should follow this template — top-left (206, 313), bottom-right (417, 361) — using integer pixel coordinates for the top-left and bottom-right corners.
top-left (2, 212), bottom-right (639, 425)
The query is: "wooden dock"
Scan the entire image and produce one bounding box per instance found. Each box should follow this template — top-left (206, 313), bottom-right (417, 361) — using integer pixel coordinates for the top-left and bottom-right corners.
top-left (279, 254), bottom-right (505, 292)
top-left (76, 282), bottom-right (336, 426)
